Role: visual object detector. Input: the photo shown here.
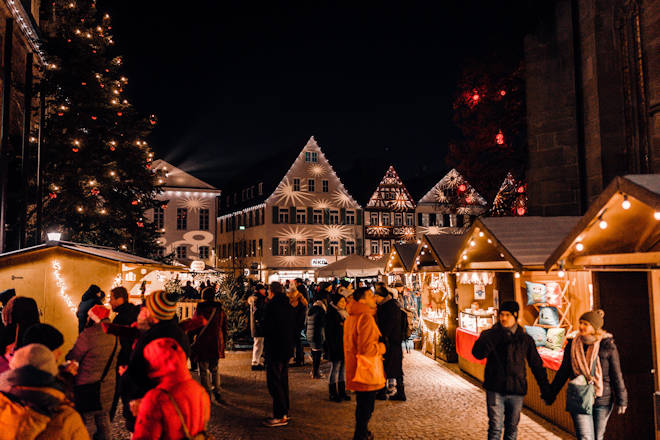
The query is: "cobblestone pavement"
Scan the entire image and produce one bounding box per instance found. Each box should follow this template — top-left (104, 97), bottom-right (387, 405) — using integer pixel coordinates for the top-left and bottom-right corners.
top-left (112, 349), bottom-right (574, 440)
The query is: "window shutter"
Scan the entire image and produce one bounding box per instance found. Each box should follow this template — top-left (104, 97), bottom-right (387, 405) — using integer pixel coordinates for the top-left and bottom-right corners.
top-left (418, 213), bottom-right (423, 226)
top-left (324, 238), bottom-right (330, 255)
top-left (340, 239), bottom-right (346, 255)
top-left (289, 206), bottom-right (295, 224)
top-left (290, 239), bottom-right (296, 255)
top-left (356, 209), bottom-right (363, 225)
top-left (272, 237), bottom-right (279, 256)
top-left (356, 238), bottom-right (363, 255)
top-left (307, 207), bottom-right (313, 224)
top-left (307, 238), bottom-right (313, 255)
top-left (323, 209), bottom-right (330, 225)
top-left (272, 206), bottom-right (279, 224)
top-left (340, 208), bottom-right (346, 224)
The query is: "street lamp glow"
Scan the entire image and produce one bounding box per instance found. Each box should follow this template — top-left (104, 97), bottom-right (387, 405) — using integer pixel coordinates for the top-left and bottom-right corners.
top-left (46, 232), bottom-right (62, 242)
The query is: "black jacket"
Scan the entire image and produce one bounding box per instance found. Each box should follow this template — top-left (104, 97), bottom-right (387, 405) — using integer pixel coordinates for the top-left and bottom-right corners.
top-left (324, 305), bottom-right (345, 362)
top-left (123, 318), bottom-right (190, 400)
top-left (76, 287), bottom-right (102, 334)
top-left (250, 293), bottom-right (268, 338)
top-left (112, 302), bottom-right (140, 367)
top-left (376, 296), bottom-right (403, 378)
top-left (550, 337), bottom-right (628, 407)
top-left (263, 293), bottom-right (295, 362)
top-left (472, 323), bottom-right (549, 396)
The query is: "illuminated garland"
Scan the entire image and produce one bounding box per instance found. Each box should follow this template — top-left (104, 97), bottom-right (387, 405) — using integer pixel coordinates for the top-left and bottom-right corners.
top-left (52, 261), bottom-right (77, 315)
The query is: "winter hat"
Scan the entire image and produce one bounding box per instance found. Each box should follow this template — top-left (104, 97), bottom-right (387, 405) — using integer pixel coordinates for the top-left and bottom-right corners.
top-left (22, 323), bottom-right (64, 351)
top-left (499, 301), bottom-right (520, 319)
top-left (0, 288), bottom-right (16, 306)
top-left (10, 343), bottom-right (58, 376)
top-left (88, 305), bottom-right (110, 323)
top-left (255, 284), bottom-right (265, 291)
top-left (144, 337), bottom-right (187, 378)
top-left (145, 290), bottom-right (178, 321)
top-left (393, 281), bottom-right (404, 288)
top-left (579, 309), bottom-right (605, 331)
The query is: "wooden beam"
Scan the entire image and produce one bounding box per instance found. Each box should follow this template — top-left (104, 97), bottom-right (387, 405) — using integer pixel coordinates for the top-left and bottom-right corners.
top-left (461, 261), bottom-right (514, 270)
top-left (572, 252), bottom-right (660, 267)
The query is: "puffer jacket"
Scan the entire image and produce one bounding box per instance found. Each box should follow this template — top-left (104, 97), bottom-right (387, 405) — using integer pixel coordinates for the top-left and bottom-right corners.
top-left (0, 366), bottom-right (90, 440)
top-left (376, 295), bottom-right (403, 378)
top-left (344, 300), bottom-right (386, 392)
top-left (66, 320), bottom-right (118, 412)
top-left (263, 293), bottom-right (295, 363)
top-left (132, 359), bottom-right (210, 440)
top-left (472, 323), bottom-right (549, 396)
top-left (550, 336), bottom-right (628, 408)
top-left (306, 300), bottom-right (327, 350)
top-left (325, 305), bottom-right (345, 362)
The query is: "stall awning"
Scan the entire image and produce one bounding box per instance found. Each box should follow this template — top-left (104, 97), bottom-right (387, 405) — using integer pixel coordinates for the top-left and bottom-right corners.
top-left (392, 243), bottom-right (418, 272)
top-left (424, 234), bottom-right (465, 271)
top-left (316, 254), bottom-right (385, 277)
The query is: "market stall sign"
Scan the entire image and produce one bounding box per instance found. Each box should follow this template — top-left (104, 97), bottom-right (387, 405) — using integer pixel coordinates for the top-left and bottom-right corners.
top-left (312, 258), bottom-right (328, 267)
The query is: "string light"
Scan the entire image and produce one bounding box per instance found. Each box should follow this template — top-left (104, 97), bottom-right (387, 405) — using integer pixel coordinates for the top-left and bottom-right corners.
top-left (655, 212), bottom-right (660, 220)
top-left (52, 261), bottom-right (76, 315)
top-left (478, 232), bottom-right (484, 237)
top-left (599, 219), bottom-right (608, 230)
top-left (558, 270), bottom-right (565, 278)
top-left (621, 195), bottom-right (631, 210)
top-left (514, 272), bottom-right (520, 279)
top-left (575, 242), bottom-right (584, 251)
top-left (470, 240), bottom-right (476, 247)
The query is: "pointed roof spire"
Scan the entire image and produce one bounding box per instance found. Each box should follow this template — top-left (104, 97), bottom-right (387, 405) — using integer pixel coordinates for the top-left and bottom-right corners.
top-left (366, 165), bottom-right (416, 211)
top-left (418, 168), bottom-right (487, 212)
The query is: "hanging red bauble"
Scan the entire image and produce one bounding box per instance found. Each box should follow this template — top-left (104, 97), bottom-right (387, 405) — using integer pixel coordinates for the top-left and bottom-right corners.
top-left (91, 187), bottom-right (100, 196)
top-left (110, 146), bottom-right (115, 151)
top-left (471, 93), bottom-right (480, 102)
top-left (499, 90), bottom-right (506, 96)
top-left (49, 192), bottom-right (57, 199)
top-left (145, 164), bottom-right (151, 169)
top-left (516, 207), bottom-right (526, 216)
top-left (72, 148), bottom-right (79, 153)
top-left (92, 50), bottom-right (97, 53)
top-left (465, 196), bottom-right (473, 204)
top-left (91, 116), bottom-right (97, 120)
top-left (458, 184), bottom-right (467, 192)
top-left (136, 222), bottom-right (144, 228)
top-left (100, 84), bottom-right (104, 88)
top-left (81, 82), bottom-right (87, 86)
top-left (496, 130), bottom-right (505, 145)
top-left (67, 39), bottom-right (71, 43)
top-left (517, 185), bottom-right (526, 193)
top-left (131, 200), bottom-right (138, 205)
top-left (57, 112), bottom-right (64, 116)
top-left (117, 112), bottom-right (123, 116)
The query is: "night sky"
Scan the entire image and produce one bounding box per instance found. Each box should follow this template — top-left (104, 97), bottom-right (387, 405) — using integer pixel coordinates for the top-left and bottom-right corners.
top-left (103, 2), bottom-right (534, 203)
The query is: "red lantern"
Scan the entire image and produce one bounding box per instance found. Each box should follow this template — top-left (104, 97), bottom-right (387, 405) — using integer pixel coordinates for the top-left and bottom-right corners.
top-left (458, 184), bottom-right (467, 192)
top-left (465, 196), bottom-right (473, 204)
top-left (81, 82), bottom-right (87, 86)
top-left (516, 207), bottom-right (526, 216)
top-left (110, 146), bottom-right (115, 151)
top-left (496, 130), bottom-right (505, 145)
top-left (131, 200), bottom-right (138, 205)
top-left (136, 222), bottom-right (144, 228)
top-left (57, 112), bottom-right (64, 117)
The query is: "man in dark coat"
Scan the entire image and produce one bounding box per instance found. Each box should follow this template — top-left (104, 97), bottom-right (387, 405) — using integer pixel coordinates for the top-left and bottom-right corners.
top-left (76, 284), bottom-right (104, 334)
top-left (472, 301), bottom-right (550, 440)
top-left (262, 281), bottom-right (295, 427)
top-left (122, 290), bottom-right (189, 432)
top-left (187, 287), bottom-right (227, 405)
top-left (183, 281), bottom-right (200, 300)
top-left (108, 286), bottom-right (140, 420)
top-left (292, 278), bottom-right (309, 366)
top-left (374, 282), bottom-right (405, 401)
top-left (249, 284), bottom-right (268, 370)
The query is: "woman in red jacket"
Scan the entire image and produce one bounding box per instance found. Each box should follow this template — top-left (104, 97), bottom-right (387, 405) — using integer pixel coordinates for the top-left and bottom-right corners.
top-left (132, 338), bottom-right (210, 440)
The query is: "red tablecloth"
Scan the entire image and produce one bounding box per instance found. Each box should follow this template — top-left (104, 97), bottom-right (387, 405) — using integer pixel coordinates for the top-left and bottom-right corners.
top-left (537, 347), bottom-right (563, 371)
top-left (456, 327), bottom-right (486, 365)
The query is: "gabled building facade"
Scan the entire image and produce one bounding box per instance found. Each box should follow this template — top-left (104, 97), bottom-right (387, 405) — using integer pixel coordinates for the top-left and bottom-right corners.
top-left (216, 136), bottom-right (363, 281)
top-left (146, 160), bottom-right (221, 266)
top-left (364, 166), bottom-right (416, 257)
top-left (415, 168), bottom-right (488, 236)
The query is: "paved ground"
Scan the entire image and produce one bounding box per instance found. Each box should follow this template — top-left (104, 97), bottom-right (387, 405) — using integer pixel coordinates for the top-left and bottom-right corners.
top-left (112, 349), bottom-right (574, 439)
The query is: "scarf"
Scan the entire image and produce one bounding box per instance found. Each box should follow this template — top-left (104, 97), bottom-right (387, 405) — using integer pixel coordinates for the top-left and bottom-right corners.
top-left (330, 303), bottom-right (348, 321)
top-left (571, 334), bottom-right (604, 397)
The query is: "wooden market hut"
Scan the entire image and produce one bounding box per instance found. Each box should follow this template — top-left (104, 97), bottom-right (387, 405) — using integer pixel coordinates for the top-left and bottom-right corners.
top-left (388, 242), bottom-right (418, 274)
top-left (545, 175), bottom-right (660, 439)
top-left (452, 216), bottom-right (583, 433)
top-left (0, 241), bottom-right (184, 351)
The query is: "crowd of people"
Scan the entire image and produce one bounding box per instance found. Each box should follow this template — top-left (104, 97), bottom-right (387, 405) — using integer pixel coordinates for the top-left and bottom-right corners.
top-left (0, 277), bottom-right (626, 440)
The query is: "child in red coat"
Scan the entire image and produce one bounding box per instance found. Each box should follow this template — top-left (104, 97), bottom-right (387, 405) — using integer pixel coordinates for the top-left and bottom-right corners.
top-left (132, 338), bottom-right (211, 440)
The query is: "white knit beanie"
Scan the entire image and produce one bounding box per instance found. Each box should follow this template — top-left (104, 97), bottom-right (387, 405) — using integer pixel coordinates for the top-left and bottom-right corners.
top-left (9, 343), bottom-right (58, 376)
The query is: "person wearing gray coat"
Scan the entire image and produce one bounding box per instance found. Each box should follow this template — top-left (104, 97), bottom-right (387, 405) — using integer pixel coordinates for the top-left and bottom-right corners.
top-left (67, 304), bottom-right (118, 440)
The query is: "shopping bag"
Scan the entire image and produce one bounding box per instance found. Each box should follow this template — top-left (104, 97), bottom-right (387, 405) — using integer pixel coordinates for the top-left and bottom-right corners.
top-left (565, 375), bottom-right (595, 415)
top-left (352, 354), bottom-right (385, 386)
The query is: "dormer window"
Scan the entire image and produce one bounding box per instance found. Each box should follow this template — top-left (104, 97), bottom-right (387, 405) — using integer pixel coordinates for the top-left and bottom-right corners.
top-left (305, 151), bottom-right (318, 163)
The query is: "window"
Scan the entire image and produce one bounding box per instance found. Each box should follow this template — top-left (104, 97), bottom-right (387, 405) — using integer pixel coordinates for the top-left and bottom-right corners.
top-left (346, 241), bottom-right (355, 255)
top-left (429, 213), bottom-right (437, 226)
top-left (199, 246), bottom-right (209, 259)
top-left (293, 178), bottom-right (300, 191)
top-left (307, 179), bottom-right (315, 192)
top-left (258, 182), bottom-right (263, 195)
top-left (199, 209), bottom-right (209, 230)
top-left (176, 246), bottom-right (187, 259)
top-left (279, 239), bottom-right (290, 256)
top-left (313, 209), bottom-right (323, 224)
top-left (383, 241), bottom-right (391, 254)
top-left (345, 210), bottom-right (355, 225)
top-left (394, 213), bottom-right (402, 226)
top-left (279, 208), bottom-right (289, 224)
top-left (176, 208), bottom-right (187, 230)
top-left (249, 211), bottom-right (254, 227)
top-left (329, 241), bottom-right (339, 256)
top-left (296, 241), bottom-right (307, 256)
top-left (442, 214), bottom-right (450, 226)
top-left (259, 239), bottom-right (263, 256)
top-left (382, 213), bottom-right (391, 226)
top-left (371, 241), bottom-right (379, 255)
top-left (370, 212), bottom-right (379, 225)
top-left (255, 210), bottom-right (260, 225)
top-left (296, 209), bottom-right (306, 224)
top-left (313, 240), bottom-right (323, 256)
top-left (322, 180), bottom-right (329, 192)
top-left (406, 213), bottom-right (414, 226)
top-left (305, 151), bottom-right (318, 163)
top-left (153, 207), bottom-right (164, 229)
top-left (329, 210), bottom-right (339, 224)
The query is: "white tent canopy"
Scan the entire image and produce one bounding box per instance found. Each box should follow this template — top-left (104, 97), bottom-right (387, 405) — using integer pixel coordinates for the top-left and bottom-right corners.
top-left (316, 254), bottom-right (386, 278)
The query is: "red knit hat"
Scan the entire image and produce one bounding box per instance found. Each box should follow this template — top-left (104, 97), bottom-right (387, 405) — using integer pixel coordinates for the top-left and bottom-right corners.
top-left (143, 337), bottom-right (188, 378)
top-left (88, 304), bottom-right (110, 323)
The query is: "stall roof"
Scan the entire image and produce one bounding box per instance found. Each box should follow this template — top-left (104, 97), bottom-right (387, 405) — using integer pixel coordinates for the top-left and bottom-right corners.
top-left (316, 254), bottom-right (385, 277)
top-left (392, 243), bottom-right (418, 272)
top-left (545, 175), bottom-right (660, 270)
top-left (456, 217), bottom-right (580, 271)
top-left (424, 234), bottom-right (465, 270)
top-left (0, 241), bottom-right (174, 267)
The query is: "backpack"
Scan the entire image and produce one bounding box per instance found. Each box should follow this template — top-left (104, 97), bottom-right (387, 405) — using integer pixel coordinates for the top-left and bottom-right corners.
top-left (0, 392), bottom-right (51, 440)
top-left (400, 305), bottom-right (415, 341)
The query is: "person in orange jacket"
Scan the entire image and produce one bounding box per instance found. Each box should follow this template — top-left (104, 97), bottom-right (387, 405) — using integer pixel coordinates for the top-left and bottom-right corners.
top-left (344, 287), bottom-right (386, 440)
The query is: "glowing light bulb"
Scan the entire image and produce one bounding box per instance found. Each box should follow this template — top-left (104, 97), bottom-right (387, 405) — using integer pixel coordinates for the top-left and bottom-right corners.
top-left (576, 243), bottom-right (584, 251)
top-left (514, 272), bottom-right (520, 279)
top-left (599, 220), bottom-right (608, 230)
top-left (462, 254), bottom-right (467, 261)
top-left (655, 212), bottom-right (660, 220)
top-left (478, 232), bottom-right (484, 237)
top-left (470, 240), bottom-right (476, 247)
top-left (558, 270), bottom-right (565, 278)
top-left (621, 196), bottom-right (631, 210)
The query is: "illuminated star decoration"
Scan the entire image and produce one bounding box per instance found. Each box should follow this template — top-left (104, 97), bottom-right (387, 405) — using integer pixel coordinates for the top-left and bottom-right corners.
top-left (180, 195), bottom-right (210, 212)
top-left (367, 225), bottom-right (389, 237)
top-left (418, 226), bottom-right (444, 235)
top-left (313, 198), bottom-right (333, 210)
top-left (278, 226), bottom-right (309, 242)
top-left (391, 192), bottom-right (414, 210)
top-left (332, 189), bottom-right (354, 208)
top-left (273, 177), bottom-right (312, 206)
top-left (275, 256), bottom-right (306, 267)
top-left (319, 224), bottom-right (354, 240)
top-left (309, 164), bottom-right (326, 177)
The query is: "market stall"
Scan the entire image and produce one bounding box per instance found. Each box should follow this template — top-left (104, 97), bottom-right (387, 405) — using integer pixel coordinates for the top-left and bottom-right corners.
top-left (315, 254), bottom-right (385, 278)
top-left (545, 175), bottom-right (660, 439)
top-left (452, 216), bottom-right (583, 432)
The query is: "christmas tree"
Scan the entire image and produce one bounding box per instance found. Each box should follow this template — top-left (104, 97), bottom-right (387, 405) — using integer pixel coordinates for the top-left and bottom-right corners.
top-left (489, 172), bottom-right (528, 216)
top-left (446, 59), bottom-right (527, 203)
top-left (38, 0), bottom-right (163, 257)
